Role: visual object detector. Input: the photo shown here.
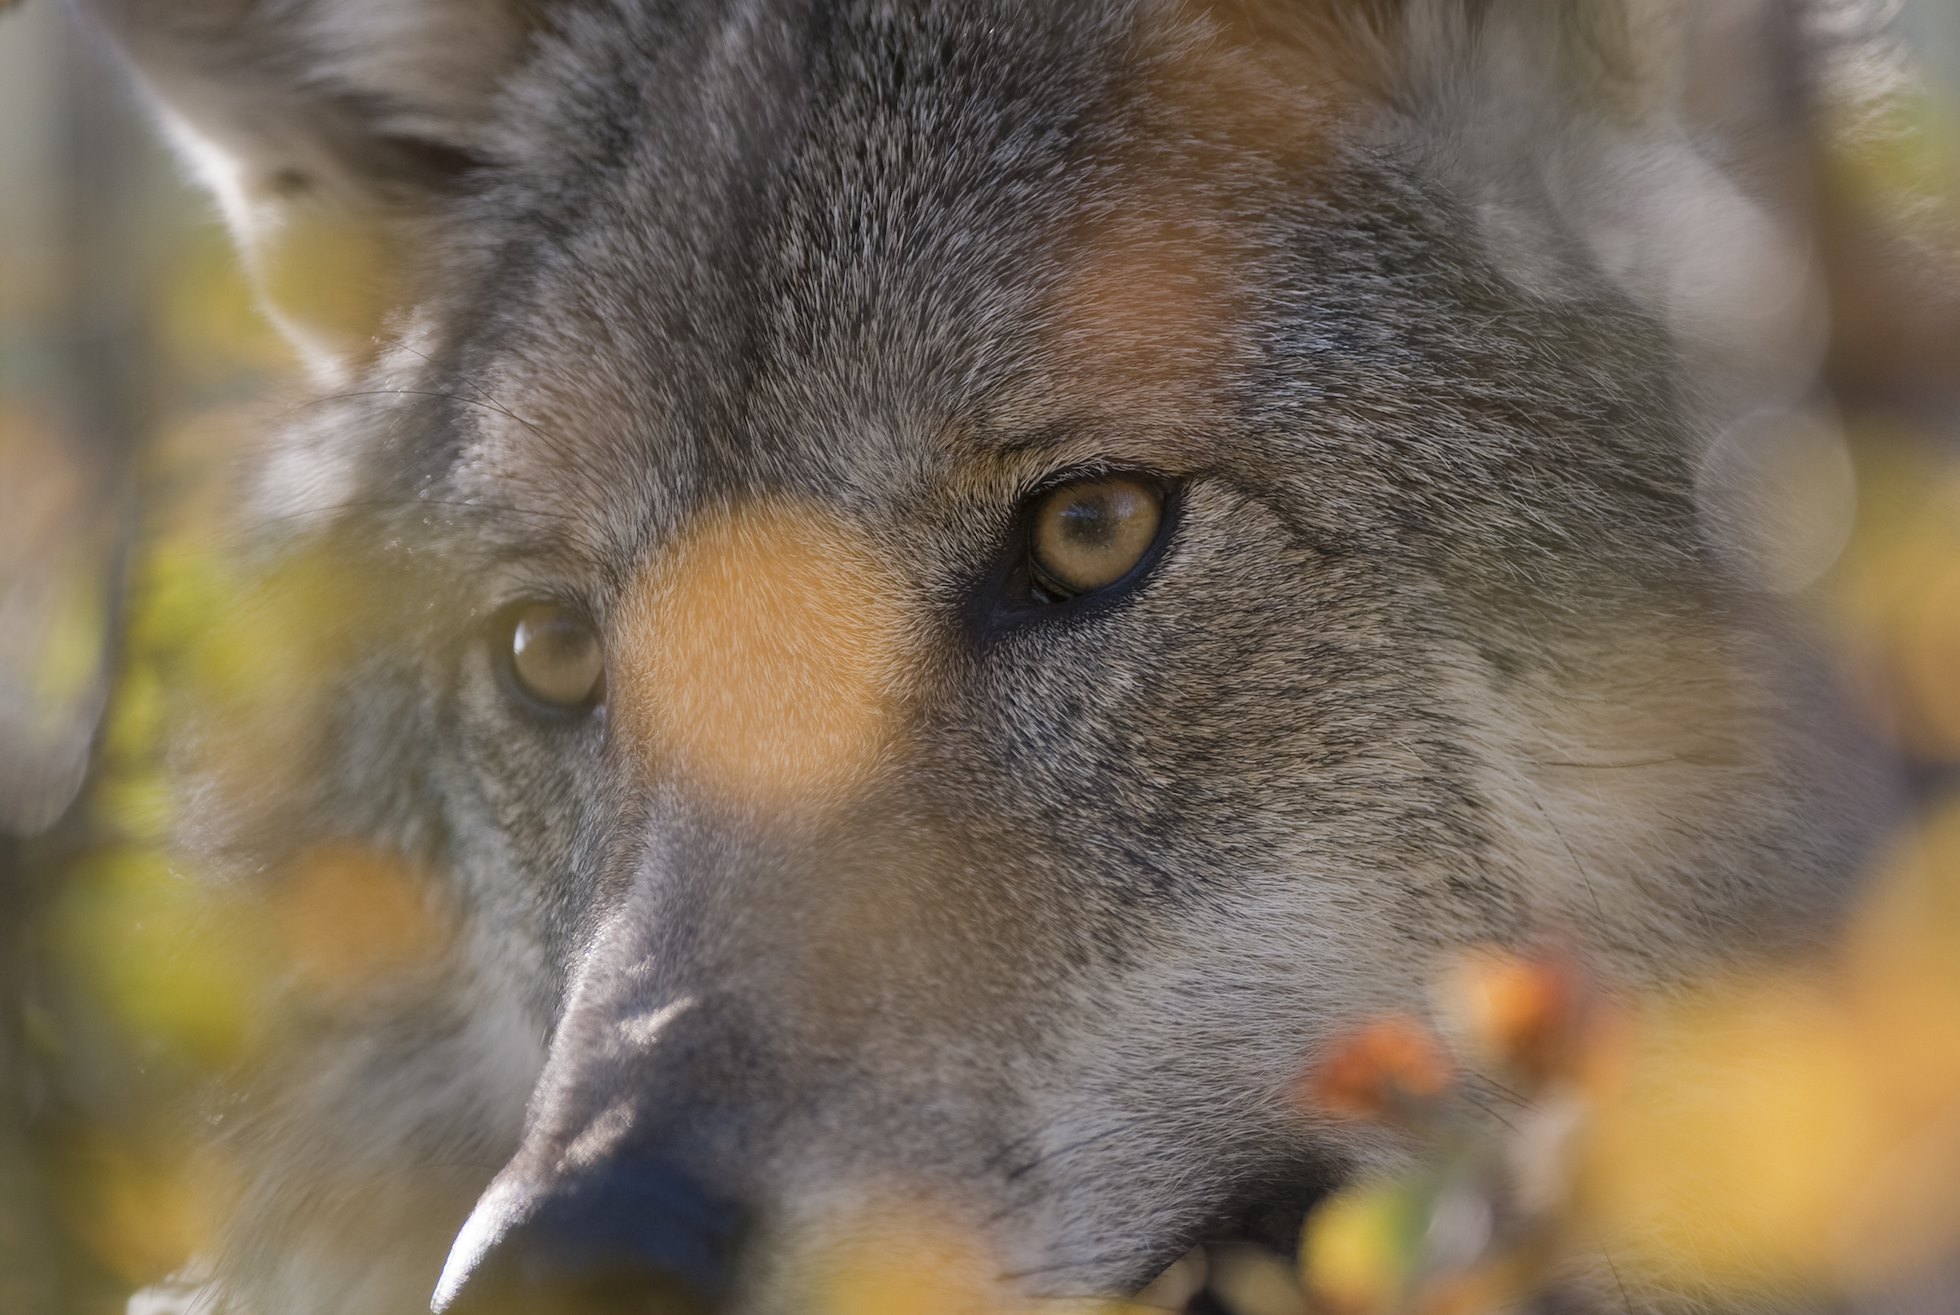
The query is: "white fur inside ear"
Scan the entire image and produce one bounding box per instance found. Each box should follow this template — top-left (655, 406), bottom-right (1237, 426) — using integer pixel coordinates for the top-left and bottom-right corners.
top-left (83, 0), bottom-right (540, 380)
top-left (126, 1269), bottom-right (221, 1315)
top-left (158, 110), bottom-right (376, 384)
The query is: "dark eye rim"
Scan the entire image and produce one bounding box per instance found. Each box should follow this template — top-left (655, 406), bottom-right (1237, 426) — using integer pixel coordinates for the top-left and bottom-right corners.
top-left (489, 597), bottom-right (608, 720)
top-left (970, 467), bottom-right (1182, 639)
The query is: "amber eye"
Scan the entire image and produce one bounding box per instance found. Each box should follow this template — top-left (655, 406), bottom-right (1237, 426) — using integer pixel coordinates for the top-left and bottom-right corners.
top-left (1028, 475), bottom-right (1166, 599)
top-left (503, 602), bottom-right (605, 711)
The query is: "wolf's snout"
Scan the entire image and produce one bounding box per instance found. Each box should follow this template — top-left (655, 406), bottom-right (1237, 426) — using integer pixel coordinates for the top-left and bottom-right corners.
top-left (434, 1159), bottom-right (742, 1315)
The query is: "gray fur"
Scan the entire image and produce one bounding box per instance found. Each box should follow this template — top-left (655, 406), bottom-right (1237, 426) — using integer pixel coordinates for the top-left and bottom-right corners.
top-left (73, 1), bottom-right (1909, 1311)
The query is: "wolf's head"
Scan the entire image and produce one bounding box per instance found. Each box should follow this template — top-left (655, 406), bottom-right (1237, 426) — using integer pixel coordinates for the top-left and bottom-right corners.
top-left (81, 0), bottom-right (1893, 1310)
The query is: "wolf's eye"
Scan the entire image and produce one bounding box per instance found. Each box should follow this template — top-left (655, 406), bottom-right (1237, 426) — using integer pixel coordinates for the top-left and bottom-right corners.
top-left (1028, 475), bottom-right (1166, 600)
top-left (502, 602), bottom-right (605, 712)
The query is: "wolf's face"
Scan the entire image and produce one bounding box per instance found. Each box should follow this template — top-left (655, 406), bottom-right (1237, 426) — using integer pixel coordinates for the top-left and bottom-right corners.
top-left (82, 0), bottom-right (1884, 1311)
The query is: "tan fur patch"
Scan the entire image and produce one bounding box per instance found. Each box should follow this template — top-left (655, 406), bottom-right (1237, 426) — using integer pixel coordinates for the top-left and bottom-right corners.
top-left (1046, 206), bottom-right (1252, 419)
top-left (613, 500), bottom-right (915, 808)
top-left (1037, 1), bottom-right (1361, 420)
top-left (1166, 0), bottom-right (1419, 124)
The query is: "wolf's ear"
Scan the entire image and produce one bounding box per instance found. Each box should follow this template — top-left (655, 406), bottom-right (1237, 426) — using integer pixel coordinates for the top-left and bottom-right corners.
top-left (1303, 0), bottom-right (1890, 385)
top-left (77, 0), bottom-right (551, 376)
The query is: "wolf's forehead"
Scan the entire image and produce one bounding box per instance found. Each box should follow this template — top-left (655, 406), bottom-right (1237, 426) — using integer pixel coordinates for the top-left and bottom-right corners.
top-left (455, 0), bottom-right (1312, 531)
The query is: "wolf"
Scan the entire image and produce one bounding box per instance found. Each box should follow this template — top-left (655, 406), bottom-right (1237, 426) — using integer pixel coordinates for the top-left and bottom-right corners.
top-left (71, 0), bottom-right (1912, 1311)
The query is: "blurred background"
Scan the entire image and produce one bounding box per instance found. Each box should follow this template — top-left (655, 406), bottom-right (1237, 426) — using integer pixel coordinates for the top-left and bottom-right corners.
top-left (3, 2), bottom-right (1960, 1315)
top-left (2, 4), bottom-right (293, 1309)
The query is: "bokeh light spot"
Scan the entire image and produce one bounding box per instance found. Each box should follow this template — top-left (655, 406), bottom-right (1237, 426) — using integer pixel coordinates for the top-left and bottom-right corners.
top-left (616, 500), bottom-right (914, 808)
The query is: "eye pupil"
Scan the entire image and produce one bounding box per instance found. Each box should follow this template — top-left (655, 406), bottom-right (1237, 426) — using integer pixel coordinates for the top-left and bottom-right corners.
top-left (507, 603), bottom-right (604, 710)
top-left (1029, 475), bottom-right (1166, 599)
top-left (1057, 491), bottom-right (1124, 548)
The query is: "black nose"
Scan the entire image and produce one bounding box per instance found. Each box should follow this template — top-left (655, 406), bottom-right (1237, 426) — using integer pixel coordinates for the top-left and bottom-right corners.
top-left (434, 1159), bottom-right (743, 1315)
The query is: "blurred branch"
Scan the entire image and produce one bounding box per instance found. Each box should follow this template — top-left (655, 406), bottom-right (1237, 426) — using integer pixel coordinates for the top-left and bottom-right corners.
top-left (2, 3), bottom-right (159, 1311)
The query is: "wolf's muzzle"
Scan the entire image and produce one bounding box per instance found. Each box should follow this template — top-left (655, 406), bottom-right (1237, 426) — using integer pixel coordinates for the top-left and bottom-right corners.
top-left (432, 1158), bottom-right (742, 1314)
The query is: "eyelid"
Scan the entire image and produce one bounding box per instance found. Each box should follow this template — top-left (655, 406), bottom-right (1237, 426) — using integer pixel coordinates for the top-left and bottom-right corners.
top-left (1017, 459), bottom-right (1161, 504)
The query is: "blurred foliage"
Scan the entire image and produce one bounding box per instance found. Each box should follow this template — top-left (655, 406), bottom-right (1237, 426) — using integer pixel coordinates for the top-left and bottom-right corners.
top-left (1, 5), bottom-right (296, 1311)
top-left (3, 4), bottom-right (1959, 1315)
